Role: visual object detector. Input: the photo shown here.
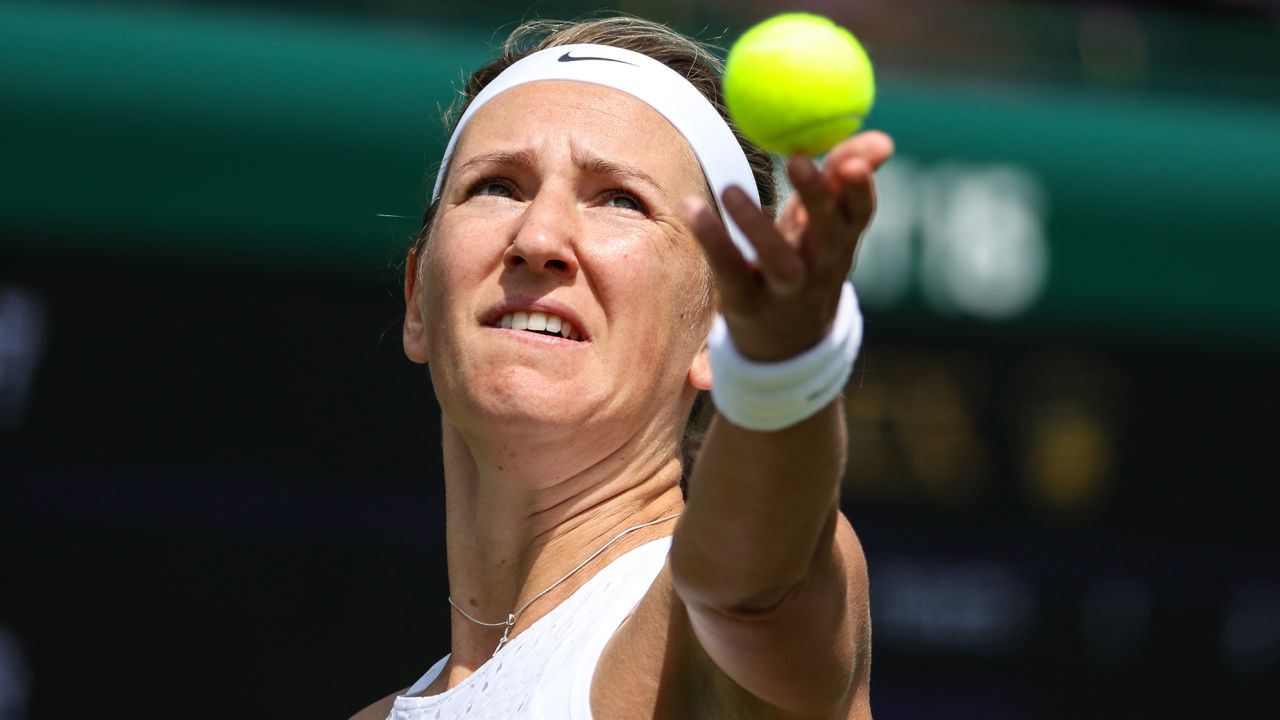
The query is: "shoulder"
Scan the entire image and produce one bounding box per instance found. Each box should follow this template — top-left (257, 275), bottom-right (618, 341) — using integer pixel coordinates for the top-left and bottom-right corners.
top-left (348, 688), bottom-right (405, 720)
top-left (592, 565), bottom-right (800, 719)
top-left (592, 512), bottom-right (872, 719)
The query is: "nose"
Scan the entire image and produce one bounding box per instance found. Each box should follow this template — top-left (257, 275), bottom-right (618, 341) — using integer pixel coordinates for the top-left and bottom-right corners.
top-left (503, 190), bottom-right (580, 280)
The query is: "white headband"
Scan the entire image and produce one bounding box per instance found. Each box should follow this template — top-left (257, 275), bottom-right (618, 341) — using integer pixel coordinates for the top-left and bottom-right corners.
top-left (432, 43), bottom-right (762, 260)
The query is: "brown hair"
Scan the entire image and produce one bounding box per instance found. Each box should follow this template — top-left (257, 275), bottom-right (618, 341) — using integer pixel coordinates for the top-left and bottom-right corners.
top-left (413, 15), bottom-right (778, 490)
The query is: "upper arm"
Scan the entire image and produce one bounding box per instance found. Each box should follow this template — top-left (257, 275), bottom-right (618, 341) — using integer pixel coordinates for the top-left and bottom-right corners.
top-left (682, 509), bottom-right (871, 717)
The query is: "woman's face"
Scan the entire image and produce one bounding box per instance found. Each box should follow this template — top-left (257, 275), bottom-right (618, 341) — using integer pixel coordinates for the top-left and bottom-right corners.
top-left (411, 80), bottom-right (714, 446)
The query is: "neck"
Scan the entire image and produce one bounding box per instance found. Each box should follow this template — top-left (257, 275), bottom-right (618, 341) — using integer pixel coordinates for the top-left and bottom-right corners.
top-left (438, 416), bottom-right (685, 676)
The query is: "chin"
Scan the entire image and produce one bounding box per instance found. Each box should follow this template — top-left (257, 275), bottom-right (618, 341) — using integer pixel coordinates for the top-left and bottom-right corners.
top-left (451, 366), bottom-right (599, 437)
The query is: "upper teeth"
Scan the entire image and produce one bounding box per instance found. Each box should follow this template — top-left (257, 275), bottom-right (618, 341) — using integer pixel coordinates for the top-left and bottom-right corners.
top-left (499, 311), bottom-right (579, 340)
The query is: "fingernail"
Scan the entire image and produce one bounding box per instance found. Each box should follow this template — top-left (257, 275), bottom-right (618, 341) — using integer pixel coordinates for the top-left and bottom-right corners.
top-left (721, 186), bottom-right (747, 209)
top-left (682, 197), bottom-right (703, 221)
top-left (843, 158), bottom-right (869, 178)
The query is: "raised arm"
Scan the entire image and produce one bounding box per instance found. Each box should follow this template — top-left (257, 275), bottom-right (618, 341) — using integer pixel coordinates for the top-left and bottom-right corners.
top-left (669, 131), bottom-right (894, 718)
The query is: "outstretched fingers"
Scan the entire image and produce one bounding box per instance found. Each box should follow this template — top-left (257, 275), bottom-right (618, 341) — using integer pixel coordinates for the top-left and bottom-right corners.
top-left (683, 196), bottom-right (752, 305)
top-left (786, 155), bottom-right (844, 267)
top-left (826, 130), bottom-right (892, 236)
top-left (826, 130), bottom-right (894, 174)
top-left (722, 187), bottom-right (806, 296)
top-left (833, 156), bottom-right (876, 237)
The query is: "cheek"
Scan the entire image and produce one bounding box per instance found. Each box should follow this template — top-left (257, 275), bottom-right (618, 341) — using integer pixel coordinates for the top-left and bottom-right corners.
top-left (589, 234), bottom-right (708, 361)
top-left (415, 254), bottom-right (471, 364)
top-left (657, 245), bottom-right (715, 360)
top-left (422, 216), bottom-right (505, 305)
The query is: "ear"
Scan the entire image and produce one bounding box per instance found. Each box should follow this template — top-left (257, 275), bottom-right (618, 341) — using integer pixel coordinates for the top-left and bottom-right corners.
top-left (403, 251), bottom-right (430, 365)
top-left (688, 336), bottom-right (711, 391)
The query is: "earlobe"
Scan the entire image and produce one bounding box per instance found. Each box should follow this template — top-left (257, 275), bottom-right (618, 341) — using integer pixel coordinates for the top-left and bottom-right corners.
top-left (403, 251), bottom-right (430, 365)
top-left (688, 338), bottom-right (712, 391)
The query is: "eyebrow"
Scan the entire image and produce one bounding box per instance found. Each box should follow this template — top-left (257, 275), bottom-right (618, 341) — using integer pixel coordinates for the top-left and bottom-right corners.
top-left (454, 149), bottom-right (538, 177)
top-left (572, 151), bottom-right (664, 194)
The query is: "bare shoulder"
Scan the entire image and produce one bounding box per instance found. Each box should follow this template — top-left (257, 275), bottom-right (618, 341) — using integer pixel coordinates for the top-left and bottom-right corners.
top-left (592, 564), bottom-right (762, 719)
top-left (348, 688), bottom-right (405, 720)
top-left (592, 513), bottom-right (873, 720)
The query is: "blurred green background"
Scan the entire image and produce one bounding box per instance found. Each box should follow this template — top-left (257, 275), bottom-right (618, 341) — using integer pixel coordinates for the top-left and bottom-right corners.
top-left (1, 1), bottom-right (1276, 718)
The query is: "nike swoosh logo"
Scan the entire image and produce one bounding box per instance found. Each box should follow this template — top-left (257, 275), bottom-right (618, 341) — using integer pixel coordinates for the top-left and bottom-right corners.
top-left (557, 51), bottom-right (636, 66)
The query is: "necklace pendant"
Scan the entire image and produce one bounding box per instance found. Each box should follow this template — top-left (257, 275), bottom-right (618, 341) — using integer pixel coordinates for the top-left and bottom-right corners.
top-left (493, 613), bottom-right (516, 656)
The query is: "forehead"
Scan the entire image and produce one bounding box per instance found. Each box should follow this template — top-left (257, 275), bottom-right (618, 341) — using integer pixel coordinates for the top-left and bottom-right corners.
top-left (451, 80), bottom-right (704, 186)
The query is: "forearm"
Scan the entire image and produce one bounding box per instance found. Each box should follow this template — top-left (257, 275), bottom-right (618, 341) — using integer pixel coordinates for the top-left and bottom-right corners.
top-left (670, 399), bottom-right (847, 612)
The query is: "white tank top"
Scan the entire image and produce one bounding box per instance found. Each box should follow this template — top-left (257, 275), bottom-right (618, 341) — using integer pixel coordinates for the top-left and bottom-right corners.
top-left (389, 536), bottom-right (671, 720)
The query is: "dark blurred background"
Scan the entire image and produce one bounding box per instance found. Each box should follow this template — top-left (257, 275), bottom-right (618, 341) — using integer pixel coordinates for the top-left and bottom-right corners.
top-left (1, 0), bottom-right (1277, 717)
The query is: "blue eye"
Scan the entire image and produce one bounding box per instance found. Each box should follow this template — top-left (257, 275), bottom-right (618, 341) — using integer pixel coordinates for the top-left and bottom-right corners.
top-left (605, 192), bottom-right (646, 214)
top-left (469, 178), bottom-right (514, 198)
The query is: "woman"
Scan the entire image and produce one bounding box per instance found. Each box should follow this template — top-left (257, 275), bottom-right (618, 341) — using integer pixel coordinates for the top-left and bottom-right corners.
top-left (354, 15), bottom-right (894, 720)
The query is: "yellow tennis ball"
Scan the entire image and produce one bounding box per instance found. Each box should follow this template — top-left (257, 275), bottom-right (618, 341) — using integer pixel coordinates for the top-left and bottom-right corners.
top-left (724, 13), bottom-right (875, 156)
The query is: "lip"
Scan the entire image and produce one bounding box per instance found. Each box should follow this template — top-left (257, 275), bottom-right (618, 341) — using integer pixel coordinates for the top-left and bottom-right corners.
top-left (479, 297), bottom-right (591, 342)
top-left (486, 326), bottom-right (586, 348)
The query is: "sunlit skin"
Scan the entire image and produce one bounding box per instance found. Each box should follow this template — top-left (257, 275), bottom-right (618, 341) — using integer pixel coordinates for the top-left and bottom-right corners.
top-left (381, 75), bottom-right (895, 719)
top-left (402, 81), bottom-right (717, 690)
top-left (416, 81), bottom-right (715, 478)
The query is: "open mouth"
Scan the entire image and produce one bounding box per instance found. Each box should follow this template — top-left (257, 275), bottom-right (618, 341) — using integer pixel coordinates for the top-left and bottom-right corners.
top-left (493, 311), bottom-right (584, 342)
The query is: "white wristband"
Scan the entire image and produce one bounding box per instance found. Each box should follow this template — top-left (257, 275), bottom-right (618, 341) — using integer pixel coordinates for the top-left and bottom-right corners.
top-left (708, 282), bottom-right (863, 431)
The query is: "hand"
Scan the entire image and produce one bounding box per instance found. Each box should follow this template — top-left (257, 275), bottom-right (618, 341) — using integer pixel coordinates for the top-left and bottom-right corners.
top-left (684, 130), bottom-right (894, 362)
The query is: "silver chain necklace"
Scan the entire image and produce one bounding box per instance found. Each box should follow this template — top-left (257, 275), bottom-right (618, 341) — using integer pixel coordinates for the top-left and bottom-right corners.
top-left (448, 512), bottom-right (681, 656)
